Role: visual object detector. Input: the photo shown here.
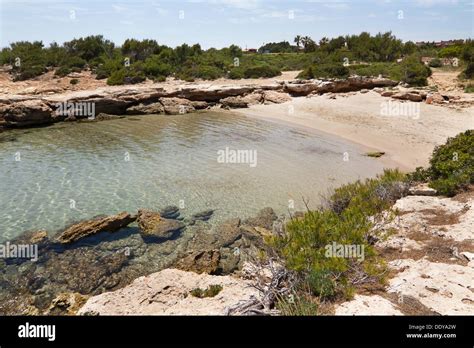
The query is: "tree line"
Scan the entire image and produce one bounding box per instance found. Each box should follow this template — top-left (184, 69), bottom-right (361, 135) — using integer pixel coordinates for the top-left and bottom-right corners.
top-left (0, 32), bottom-right (472, 86)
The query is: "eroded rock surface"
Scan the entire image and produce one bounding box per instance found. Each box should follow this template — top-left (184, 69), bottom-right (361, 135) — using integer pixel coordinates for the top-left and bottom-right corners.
top-left (77, 268), bottom-right (260, 315)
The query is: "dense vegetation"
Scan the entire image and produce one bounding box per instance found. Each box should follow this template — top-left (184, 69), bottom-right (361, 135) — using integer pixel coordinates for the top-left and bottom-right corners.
top-left (269, 169), bottom-right (408, 312)
top-left (410, 130), bottom-right (474, 196)
top-left (0, 33), bottom-right (472, 86)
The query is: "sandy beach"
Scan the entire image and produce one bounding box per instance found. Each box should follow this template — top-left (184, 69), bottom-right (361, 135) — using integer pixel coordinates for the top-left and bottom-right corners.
top-left (233, 91), bottom-right (474, 171)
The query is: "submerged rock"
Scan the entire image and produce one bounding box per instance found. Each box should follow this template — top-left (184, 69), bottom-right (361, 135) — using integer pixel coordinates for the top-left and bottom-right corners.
top-left (46, 292), bottom-right (89, 315)
top-left (192, 209), bottom-right (214, 222)
top-left (159, 205), bottom-right (181, 219)
top-left (137, 209), bottom-right (185, 238)
top-left (243, 207), bottom-right (277, 230)
top-left (55, 212), bottom-right (137, 244)
top-left (175, 250), bottom-right (220, 274)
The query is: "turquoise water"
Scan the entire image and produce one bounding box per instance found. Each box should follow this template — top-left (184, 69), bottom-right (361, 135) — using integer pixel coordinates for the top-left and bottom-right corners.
top-left (0, 111), bottom-right (384, 241)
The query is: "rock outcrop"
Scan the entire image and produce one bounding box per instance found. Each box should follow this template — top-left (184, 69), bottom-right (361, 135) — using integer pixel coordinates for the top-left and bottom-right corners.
top-left (0, 76), bottom-right (399, 128)
top-left (137, 209), bottom-right (185, 238)
top-left (0, 100), bottom-right (56, 126)
top-left (77, 268), bottom-right (260, 315)
top-left (175, 250), bottom-right (221, 274)
top-left (335, 189), bottom-right (474, 315)
top-left (55, 212), bottom-right (137, 244)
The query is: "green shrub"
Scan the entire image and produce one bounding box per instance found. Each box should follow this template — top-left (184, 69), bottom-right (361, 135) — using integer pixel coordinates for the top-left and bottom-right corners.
top-left (397, 55), bottom-right (432, 86)
top-left (242, 64), bottom-right (281, 78)
top-left (54, 66), bottom-right (72, 77)
top-left (463, 62), bottom-right (474, 79)
top-left (190, 285), bottom-right (223, 298)
top-left (464, 84), bottom-right (474, 93)
top-left (298, 63), bottom-right (349, 79)
top-left (427, 130), bottom-right (473, 196)
top-left (143, 55), bottom-right (173, 79)
top-left (70, 78), bottom-right (79, 85)
top-left (429, 58), bottom-right (442, 68)
top-left (228, 68), bottom-right (245, 79)
top-left (270, 169), bottom-right (405, 300)
top-left (106, 67), bottom-right (145, 85)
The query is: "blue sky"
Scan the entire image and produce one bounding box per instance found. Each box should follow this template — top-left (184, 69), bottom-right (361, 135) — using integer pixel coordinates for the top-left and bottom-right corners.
top-left (0, 0), bottom-right (472, 49)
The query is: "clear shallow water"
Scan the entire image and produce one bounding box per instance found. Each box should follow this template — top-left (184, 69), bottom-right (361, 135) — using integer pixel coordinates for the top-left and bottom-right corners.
top-left (0, 112), bottom-right (384, 241)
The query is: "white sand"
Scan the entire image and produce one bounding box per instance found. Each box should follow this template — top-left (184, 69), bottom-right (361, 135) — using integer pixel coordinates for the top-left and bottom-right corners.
top-left (232, 92), bottom-right (474, 171)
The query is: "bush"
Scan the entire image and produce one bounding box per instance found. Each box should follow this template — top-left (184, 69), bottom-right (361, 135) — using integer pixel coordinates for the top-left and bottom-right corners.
top-left (427, 130), bottom-right (473, 196)
top-left (70, 78), bottom-right (79, 85)
top-left (242, 64), bottom-right (281, 78)
top-left (429, 58), bottom-right (442, 68)
top-left (228, 68), bottom-right (245, 79)
top-left (464, 84), bottom-right (474, 93)
top-left (190, 285), bottom-right (223, 298)
top-left (270, 169), bottom-right (405, 300)
top-left (397, 55), bottom-right (432, 86)
top-left (106, 68), bottom-right (145, 85)
top-left (463, 62), bottom-right (474, 79)
top-left (297, 63), bottom-right (349, 79)
top-left (143, 55), bottom-right (173, 79)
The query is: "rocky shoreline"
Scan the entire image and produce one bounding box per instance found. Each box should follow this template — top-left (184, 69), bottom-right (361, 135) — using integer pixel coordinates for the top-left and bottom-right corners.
top-left (0, 205), bottom-right (282, 315)
top-left (1, 184), bottom-right (472, 316)
top-left (0, 76), bottom-right (398, 128)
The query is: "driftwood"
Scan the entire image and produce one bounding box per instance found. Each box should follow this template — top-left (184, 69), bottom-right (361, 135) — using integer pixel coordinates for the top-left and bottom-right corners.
top-left (225, 258), bottom-right (298, 316)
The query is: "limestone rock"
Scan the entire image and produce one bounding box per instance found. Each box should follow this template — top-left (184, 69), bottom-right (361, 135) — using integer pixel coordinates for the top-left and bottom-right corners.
top-left (175, 250), bottom-right (220, 274)
top-left (159, 205), bottom-right (181, 219)
top-left (137, 209), bottom-right (185, 238)
top-left (192, 209), bottom-right (214, 222)
top-left (392, 92), bottom-right (423, 102)
top-left (335, 295), bottom-right (403, 315)
top-left (77, 268), bottom-right (259, 315)
top-left (0, 100), bottom-right (55, 127)
top-left (46, 292), bottom-right (89, 315)
top-left (126, 102), bottom-right (164, 115)
top-left (263, 90), bottom-right (292, 104)
top-left (243, 207), bottom-right (277, 230)
top-left (159, 97), bottom-right (195, 114)
top-left (56, 212), bottom-right (137, 244)
top-left (408, 183), bottom-right (437, 196)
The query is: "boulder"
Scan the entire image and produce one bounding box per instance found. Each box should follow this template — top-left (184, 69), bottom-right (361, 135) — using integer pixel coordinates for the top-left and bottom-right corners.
top-left (56, 212), bottom-right (137, 244)
top-left (137, 209), bottom-right (185, 238)
top-left (220, 93), bottom-right (262, 108)
top-left (46, 292), bottom-right (89, 315)
top-left (175, 250), bottom-right (220, 274)
top-left (408, 183), bottom-right (437, 196)
top-left (192, 209), bottom-right (214, 222)
top-left (159, 97), bottom-right (195, 114)
top-left (0, 100), bottom-right (55, 127)
top-left (159, 205), bottom-right (181, 219)
top-left (392, 92), bottom-right (423, 102)
top-left (126, 102), bottom-right (164, 115)
top-left (243, 207), bottom-right (277, 230)
top-left (425, 92), bottom-right (446, 105)
top-left (11, 229), bottom-right (49, 245)
top-left (263, 90), bottom-right (292, 104)
top-left (381, 90), bottom-right (396, 97)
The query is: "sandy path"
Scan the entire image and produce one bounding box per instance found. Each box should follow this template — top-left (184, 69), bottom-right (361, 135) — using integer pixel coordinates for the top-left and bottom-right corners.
top-left (232, 92), bottom-right (474, 171)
